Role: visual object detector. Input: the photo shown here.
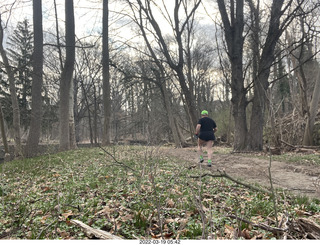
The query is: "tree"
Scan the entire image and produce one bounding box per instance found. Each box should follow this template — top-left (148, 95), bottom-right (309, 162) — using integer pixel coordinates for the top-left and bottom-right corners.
top-left (303, 68), bottom-right (320, 145)
top-left (132, 3), bottom-right (183, 147)
top-left (59, 0), bottom-right (75, 150)
top-left (246, 0), bottom-right (288, 151)
top-left (7, 19), bottom-right (33, 130)
top-left (0, 100), bottom-right (9, 158)
top-left (127, 0), bottom-right (202, 130)
top-left (0, 13), bottom-right (22, 157)
top-left (216, 0), bottom-right (247, 151)
top-left (26, 0), bottom-right (43, 157)
top-left (216, 0), bottom-right (302, 151)
top-left (102, 0), bottom-right (111, 145)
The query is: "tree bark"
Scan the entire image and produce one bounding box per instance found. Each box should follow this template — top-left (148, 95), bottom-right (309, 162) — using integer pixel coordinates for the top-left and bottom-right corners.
top-left (59, 0), bottom-right (75, 151)
top-left (69, 79), bottom-right (77, 149)
top-left (0, 101), bottom-right (9, 155)
top-left (247, 0), bottom-right (285, 151)
top-left (102, 0), bottom-right (111, 145)
top-left (303, 68), bottom-right (320, 145)
top-left (159, 77), bottom-right (181, 147)
top-left (216, 0), bottom-right (248, 151)
top-left (26, 0), bottom-right (43, 157)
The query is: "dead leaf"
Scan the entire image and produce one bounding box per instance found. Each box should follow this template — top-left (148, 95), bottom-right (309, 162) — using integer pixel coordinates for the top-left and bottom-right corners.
top-left (57, 228), bottom-right (70, 239)
top-left (61, 211), bottom-right (73, 220)
top-left (224, 224), bottom-right (236, 239)
top-left (120, 213), bottom-right (134, 222)
top-left (241, 229), bottom-right (251, 239)
top-left (166, 199), bottom-right (175, 208)
top-left (96, 206), bottom-right (112, 217)
top-left (164, 232), bottom-right (174, 238)
top-left (41, 186), bottom-right (51, 192)
top-left (165, 218), bottom-right (174, 224)
top-left (40, 215), bottom-right (50, 224)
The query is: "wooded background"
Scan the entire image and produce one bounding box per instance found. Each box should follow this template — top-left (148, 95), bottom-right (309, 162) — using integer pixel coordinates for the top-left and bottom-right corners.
top-left (0, 0), bottom-right (320, 158)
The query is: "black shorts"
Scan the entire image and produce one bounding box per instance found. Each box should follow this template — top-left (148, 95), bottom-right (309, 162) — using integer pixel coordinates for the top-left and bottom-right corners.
top-left (199, 131), bottom-right (215, 141)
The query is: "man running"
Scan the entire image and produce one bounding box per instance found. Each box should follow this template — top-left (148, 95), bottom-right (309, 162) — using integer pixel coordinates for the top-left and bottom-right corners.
top-left (195, 110), bottom-right (217, 167)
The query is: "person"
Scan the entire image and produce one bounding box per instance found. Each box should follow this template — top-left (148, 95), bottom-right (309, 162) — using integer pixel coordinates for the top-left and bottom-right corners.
top-left (195, 110), bottom-right (217, 167)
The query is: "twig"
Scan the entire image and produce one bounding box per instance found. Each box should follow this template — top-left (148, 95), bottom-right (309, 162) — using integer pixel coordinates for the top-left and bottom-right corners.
top-left (280, 140), bottom-right (296, 148)
top-left (189, 169), bottom-right (272, 195)
top-left (226, 214), bottom-right (288, 235)
top-left (37, 220), bottom-right (57, 239)
top-left (98, 145), bottom-right (137, 173)
top-left (267, 144), bottom-right (279, 227)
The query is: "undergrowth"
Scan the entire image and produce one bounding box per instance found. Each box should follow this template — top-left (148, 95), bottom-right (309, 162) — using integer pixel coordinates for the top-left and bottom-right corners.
top-left (0, 145), bottom-right (319, 239)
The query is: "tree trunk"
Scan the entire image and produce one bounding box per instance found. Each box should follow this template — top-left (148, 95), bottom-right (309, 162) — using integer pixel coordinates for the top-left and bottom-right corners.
top-left (247, 0), bottom-right (285, 151)
top-left (102, 0), bottom-right (111, 145)
top-left (0, 101), bottom-right (9, 155)
top-left (69, 79), bottom-right (77, 149)
top-left (59, 0), bottom-right (75, 151)
top-left (132, 0), bottom-right (200, 130)
top-left (0, 14), bottom-right (22, 157)
top-left (303, 68), bottom-right (320, 145)
top-left (26, 0), bottom-right (43, 157)
top-left (159, 79), bottom-right (181, 147)
top-left (217, 0), bottom-right (248, 151)
top-left (80, 79), bottom-right (94, 145)
top-left (93, 85), bottom-right (98, 145)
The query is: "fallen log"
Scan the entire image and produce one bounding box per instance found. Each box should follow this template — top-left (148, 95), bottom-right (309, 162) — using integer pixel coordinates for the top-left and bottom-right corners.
top-left (70, 219), bottom-right (123, 240)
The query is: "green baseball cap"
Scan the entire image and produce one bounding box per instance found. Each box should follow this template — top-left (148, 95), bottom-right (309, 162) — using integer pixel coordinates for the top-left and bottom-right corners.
top-left (201, 110), bottom-right (208, 115)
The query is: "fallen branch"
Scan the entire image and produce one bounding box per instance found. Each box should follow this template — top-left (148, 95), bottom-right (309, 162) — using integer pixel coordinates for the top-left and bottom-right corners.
top-left (281, 140), bottom-right (296, 149)
top-left (295, 218), bottom-right (320, 239)
top-left (70, 219), bottom-right (122, 240)
top-left (281, 140), bottom-right (320, 151)
top-left (227, 214), bottom-right (288, 235)
top-left (189, 169), bottom-right (272, 195)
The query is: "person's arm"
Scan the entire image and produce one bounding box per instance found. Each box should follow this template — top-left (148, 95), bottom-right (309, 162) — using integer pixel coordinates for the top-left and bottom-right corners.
top-left (213, 127), bottom-right (217, 133)
top-left (195, 124), bottom-right (201, 135)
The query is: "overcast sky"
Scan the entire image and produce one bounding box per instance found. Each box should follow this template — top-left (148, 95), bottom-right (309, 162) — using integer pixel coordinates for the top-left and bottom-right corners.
top-left (1, 0), bottom-right (217, 40)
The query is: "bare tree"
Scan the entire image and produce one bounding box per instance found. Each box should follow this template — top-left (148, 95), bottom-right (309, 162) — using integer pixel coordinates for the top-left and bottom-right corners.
top-left (126, 0), bottom-right (202, 130)
top-left (102, 0), bottom-right (111, 145)
top-left (59, 0), bottom-right (75, 150)
top-left (216, 0), bottom-right (247, 151)
top-left (0, 13), bottom-right (22, 157)
top-left (216, 0), bottom-right (303, 151)
top-left (303, 68), bottom-right (320, 145)
top-left (246, 0), bottom-right (288, 151)
top-left (26, 0), bottom-right (43, 157)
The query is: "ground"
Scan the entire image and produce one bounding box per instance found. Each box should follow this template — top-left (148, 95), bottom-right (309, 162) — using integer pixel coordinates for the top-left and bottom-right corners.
top-left (161, 146), bottom-right (320, 199)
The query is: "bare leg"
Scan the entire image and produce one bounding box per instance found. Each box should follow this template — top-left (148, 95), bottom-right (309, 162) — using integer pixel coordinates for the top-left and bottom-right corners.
top-left (206, 140), bottom-right (213, 163)
top-left (198, 138), bottom-right (205, 161)
top-left (198, 139), bottom-right (203, 156)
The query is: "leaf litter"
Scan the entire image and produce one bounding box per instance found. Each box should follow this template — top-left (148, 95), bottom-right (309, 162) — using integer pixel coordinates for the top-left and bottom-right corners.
top-left (0, 145), bottom-right (319, 240)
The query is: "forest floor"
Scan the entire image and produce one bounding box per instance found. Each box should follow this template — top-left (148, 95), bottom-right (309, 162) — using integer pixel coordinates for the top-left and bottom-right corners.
top-left (162, 146), bottom-right (320, 199)
top-left (1, 145), bottom-right (320, 240)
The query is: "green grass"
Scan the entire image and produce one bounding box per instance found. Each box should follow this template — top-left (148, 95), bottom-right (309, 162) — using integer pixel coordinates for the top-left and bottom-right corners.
top-left (272, 153), bottom-right (320, 166)
top-left (0, 145), bottom-right (319, 240)
top-left (244, 151), bottom-right (320, 166)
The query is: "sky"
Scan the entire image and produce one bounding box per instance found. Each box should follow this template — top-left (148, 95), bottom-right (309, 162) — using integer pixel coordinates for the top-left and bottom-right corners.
top-left (0, 0), bottom-right (217, 45)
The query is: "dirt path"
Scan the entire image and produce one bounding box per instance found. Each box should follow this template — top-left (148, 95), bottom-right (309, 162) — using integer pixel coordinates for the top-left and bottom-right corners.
top-left (161, 146), bottom-right (320, 199)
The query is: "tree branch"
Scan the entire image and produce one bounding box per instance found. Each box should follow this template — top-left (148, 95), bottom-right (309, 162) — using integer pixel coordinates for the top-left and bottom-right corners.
top-left (98, 145), bottom-right (137, 173)
top-left (189, 169), bottom-right (272, 194)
